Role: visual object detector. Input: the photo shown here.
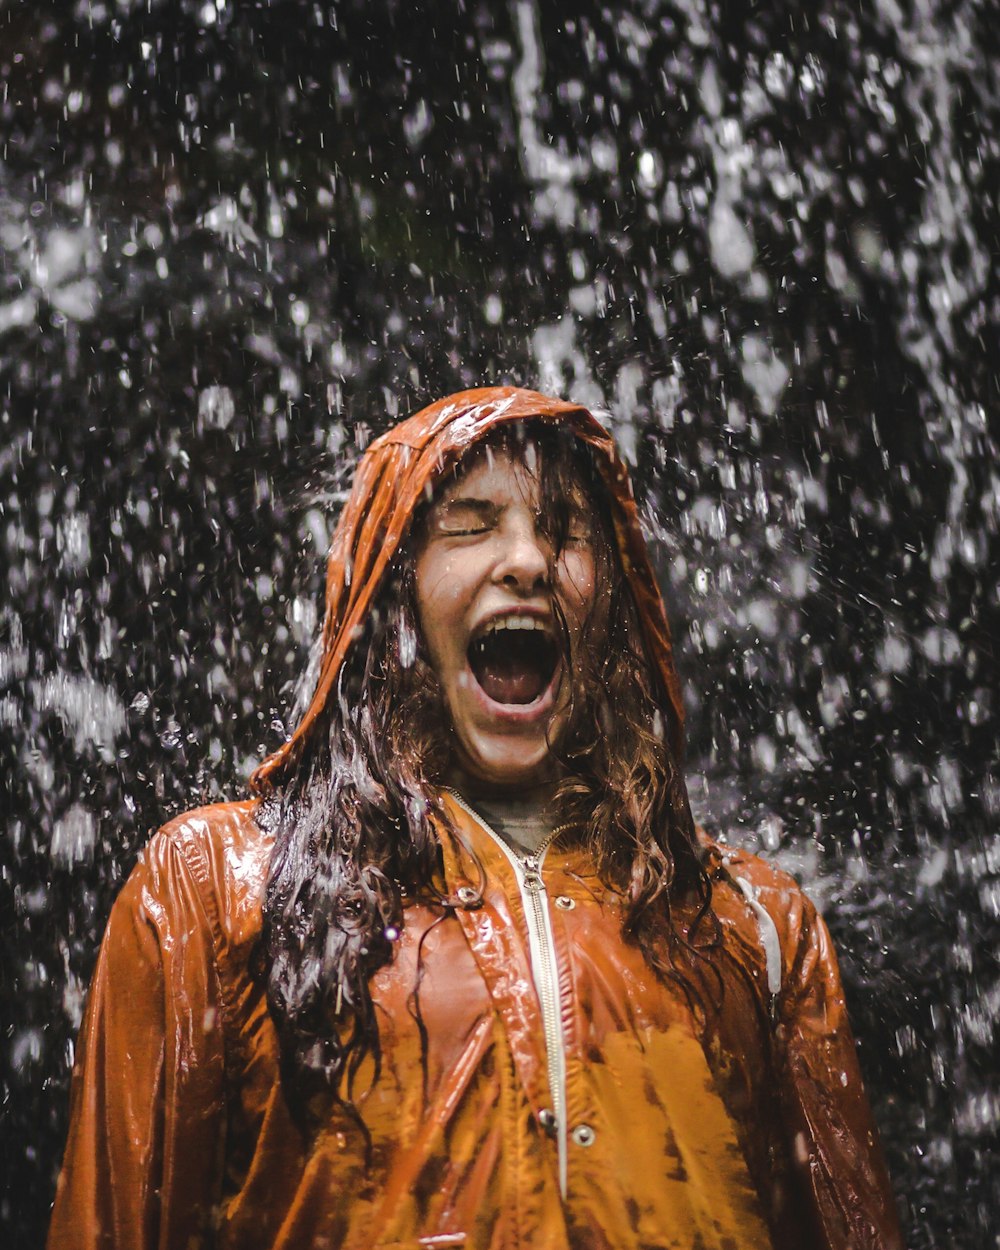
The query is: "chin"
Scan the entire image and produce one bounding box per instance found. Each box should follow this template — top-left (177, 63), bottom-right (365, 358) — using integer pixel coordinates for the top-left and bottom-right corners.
top-left (459, 737), bottom-right (556, 787)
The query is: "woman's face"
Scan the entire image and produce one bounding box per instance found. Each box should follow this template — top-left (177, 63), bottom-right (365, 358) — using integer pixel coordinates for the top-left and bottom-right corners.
top-left (415, 446), bottom-right (598, 788)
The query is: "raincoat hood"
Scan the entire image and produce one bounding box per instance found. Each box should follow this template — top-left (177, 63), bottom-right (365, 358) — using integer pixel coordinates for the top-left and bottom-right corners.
top-left (251, 385), bottom-right (686, 793)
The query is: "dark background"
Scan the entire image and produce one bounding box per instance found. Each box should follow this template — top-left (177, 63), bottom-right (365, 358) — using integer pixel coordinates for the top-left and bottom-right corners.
top-left (2, 0), bottom-right (998, 1244)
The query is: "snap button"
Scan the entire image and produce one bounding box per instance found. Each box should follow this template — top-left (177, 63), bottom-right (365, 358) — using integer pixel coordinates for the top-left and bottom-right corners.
top-left (571, 1123), bottom-right (596, 1147)
top-left (554, 895), bottom-right (575, 910)
top-left (456, 885), bottom-right (479, 905)
top-left (537, 1108), bottom-right (558, 1138)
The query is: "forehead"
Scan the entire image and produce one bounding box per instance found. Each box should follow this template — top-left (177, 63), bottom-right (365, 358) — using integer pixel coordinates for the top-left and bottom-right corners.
top-left (437, 446), bottom-right (542, 504)
top-left (434, 434), bottom-right (593, 506)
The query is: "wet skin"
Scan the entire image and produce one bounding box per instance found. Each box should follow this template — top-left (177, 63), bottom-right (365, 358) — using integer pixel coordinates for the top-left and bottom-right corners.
top-left (415, 451), bottom-right (596, 787)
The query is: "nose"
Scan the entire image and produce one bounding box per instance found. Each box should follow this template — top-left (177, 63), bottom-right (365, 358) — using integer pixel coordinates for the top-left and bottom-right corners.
top-left (494, 518), bottom-right (550, 594)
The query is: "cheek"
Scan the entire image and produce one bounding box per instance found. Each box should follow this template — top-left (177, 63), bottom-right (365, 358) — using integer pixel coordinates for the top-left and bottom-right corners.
top-left (414, 555), bottom-right (443, 653)
top-left (415, 552), bottom-right (466, 660)
top-left (559, 550), bottom-right (598, 625)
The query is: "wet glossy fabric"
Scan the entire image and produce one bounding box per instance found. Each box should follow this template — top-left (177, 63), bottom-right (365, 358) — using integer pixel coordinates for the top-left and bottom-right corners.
top-left (49, 387), bottom-right (904, 1248)
top-left (49, 798), bottom-right (903, 1249)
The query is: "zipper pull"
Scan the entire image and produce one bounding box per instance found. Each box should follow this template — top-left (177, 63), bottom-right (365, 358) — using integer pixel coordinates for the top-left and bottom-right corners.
top-left (520, 853), bottom-right (544, 892)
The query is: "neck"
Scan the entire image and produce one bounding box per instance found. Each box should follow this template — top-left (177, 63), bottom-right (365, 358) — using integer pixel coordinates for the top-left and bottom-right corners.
top-left (446, 764), bottom-right (558, 855)
top-left (447, 762), bottom-right (559, 807)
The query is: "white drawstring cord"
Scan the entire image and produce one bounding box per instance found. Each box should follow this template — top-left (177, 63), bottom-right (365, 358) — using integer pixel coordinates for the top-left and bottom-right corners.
top-left (733, 874), bottom-right (783, 1001)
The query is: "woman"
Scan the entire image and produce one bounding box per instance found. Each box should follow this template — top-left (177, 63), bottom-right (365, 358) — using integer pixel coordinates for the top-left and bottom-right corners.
top-left (48, 387), bottom-right (903, 1249)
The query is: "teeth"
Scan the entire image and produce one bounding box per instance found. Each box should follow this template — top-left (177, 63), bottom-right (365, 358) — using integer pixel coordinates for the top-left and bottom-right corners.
top-left (481, 615), bottom-right (547, 636)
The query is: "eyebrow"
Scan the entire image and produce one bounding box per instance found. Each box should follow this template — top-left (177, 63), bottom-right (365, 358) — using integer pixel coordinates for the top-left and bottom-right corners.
top-left (432, 497), bottom-right (500, 525)
top-left (430, 494), bottom-right (593, 532)
top-left (436, 496), bottom-right (498, 513)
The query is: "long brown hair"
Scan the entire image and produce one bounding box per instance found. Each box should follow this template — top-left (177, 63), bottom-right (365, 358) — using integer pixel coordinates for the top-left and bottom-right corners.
top-left (259, 421), bottom-right (715, 1119)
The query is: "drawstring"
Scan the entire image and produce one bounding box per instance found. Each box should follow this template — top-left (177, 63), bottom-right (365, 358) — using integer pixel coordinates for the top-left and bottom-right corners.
top-left (733, 876), bottom-right (783, 1001)
top-left (716, 857), bottom-right (783, 1018)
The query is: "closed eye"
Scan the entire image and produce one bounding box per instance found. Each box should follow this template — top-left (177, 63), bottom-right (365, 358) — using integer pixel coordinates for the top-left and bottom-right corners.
top-left (541, 507), bottom-right (592, 546)
top-left (432, 498), bottom-right (499, 536)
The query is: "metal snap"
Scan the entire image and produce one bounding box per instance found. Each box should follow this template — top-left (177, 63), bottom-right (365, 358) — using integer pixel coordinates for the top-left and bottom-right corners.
top-left (537, 1108), bottom-right (558, 1138)
top-left (571, 1123), bottom-right (596, 1147)
top-left (456, 885), bottom-right (479, 906)
top-left (554, 895), bottom-right (575, 911)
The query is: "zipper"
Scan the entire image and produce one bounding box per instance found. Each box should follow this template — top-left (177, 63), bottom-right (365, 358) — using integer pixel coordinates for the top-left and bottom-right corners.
top-left (445, 789), bottom-right (569, 1198)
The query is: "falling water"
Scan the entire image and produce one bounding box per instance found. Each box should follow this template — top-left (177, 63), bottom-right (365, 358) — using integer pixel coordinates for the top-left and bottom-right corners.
top-left (1, 2), bottom-right (997, 1244)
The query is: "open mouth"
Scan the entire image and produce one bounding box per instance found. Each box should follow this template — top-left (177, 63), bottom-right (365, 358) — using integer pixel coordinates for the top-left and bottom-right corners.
top-left (467, 614), bottom-right (560, 706)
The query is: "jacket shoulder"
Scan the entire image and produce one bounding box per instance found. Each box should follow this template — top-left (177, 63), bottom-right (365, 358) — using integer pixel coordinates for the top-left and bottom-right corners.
top-left (156, 797), bottom-right (266, 858)
top-left (141, 799), bottom-right (272, 947)
top-left (702, 835), bottom-right (816, 914)
top-left (700, 834), bottom-right (824, 1000)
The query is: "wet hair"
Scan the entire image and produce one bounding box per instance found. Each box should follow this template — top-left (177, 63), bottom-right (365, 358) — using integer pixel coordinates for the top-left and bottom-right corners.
top-left (258, 421), bottom-right (716, 1122)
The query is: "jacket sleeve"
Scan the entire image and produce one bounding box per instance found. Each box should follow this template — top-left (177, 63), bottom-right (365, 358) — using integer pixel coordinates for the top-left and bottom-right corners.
top-left (775, 891), bottom-right (905, 1250)
top-left (48, 829), bottom-right (227, 1250)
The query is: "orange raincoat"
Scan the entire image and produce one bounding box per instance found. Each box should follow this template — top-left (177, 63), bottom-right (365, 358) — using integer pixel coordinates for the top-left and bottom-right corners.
top-left (49, 388), bottom-right (904, 1249)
